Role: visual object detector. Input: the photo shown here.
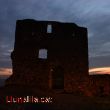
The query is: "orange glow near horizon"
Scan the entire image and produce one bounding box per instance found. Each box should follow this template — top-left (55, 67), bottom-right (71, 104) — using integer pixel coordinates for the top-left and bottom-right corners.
top-left (89, 67), bottom-right (110, 75)
top-left (0, 68), bottom-right (12, 76)
top-left (0, 67), bottom-right (110, 76)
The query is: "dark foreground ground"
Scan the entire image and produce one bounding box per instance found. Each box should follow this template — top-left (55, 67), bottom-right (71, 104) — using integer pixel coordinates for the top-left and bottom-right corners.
top-left (0, 86), bottom-right (110, 110)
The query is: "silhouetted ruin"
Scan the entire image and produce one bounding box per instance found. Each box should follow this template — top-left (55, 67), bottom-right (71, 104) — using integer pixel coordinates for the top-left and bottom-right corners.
top-left (5, 19), bottom-right (110, 96)
top-left (5, 19), bottom-right (88, 90)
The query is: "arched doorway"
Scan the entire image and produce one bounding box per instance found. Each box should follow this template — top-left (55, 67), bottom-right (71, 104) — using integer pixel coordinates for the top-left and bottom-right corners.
top-left (51, 66), bottom-right (64, 89)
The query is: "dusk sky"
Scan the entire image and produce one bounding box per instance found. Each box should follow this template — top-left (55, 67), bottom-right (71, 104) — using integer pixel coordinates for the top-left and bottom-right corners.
top-left (0, 0), bottom-right (110, 76)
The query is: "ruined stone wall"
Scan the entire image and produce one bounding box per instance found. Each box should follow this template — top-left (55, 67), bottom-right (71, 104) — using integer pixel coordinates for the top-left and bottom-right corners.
top-left (5, 19), bottom-right (110, 96)
top-left (6, 19), bottom-right (89, 92)
top-left (64, 74), bottom-right (110, 96)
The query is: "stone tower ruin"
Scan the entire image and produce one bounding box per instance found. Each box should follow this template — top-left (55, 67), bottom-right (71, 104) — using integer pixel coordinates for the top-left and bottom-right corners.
top-left (6, 19), bottom-right (88, 91)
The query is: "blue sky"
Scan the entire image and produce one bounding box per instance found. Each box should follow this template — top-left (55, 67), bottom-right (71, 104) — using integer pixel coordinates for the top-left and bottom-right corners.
top-left (0, 0), bottom-right (110, 75)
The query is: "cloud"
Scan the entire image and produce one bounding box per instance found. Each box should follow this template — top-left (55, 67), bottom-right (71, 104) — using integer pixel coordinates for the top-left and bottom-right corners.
top-left (0, 43), bottom-right (12, 68)
top-left (0, 0), bottom-right (110, 68)
top-left (100, 42), bottom-right (110, 53)
top-left (89, 67), bottom-right (110, 75)
top-left (89, 55), bottom-right (110, 68)
top-left (89, 41), bottom-right (110, 59)
top-left (0, 68), bottom-right (12, 76)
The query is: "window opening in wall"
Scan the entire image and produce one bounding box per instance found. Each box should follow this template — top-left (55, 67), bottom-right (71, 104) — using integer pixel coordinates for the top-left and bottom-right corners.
top-left (38, 49), bottom-right (48, 59)
top-left (47, 24), bottom-right (52, 33)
